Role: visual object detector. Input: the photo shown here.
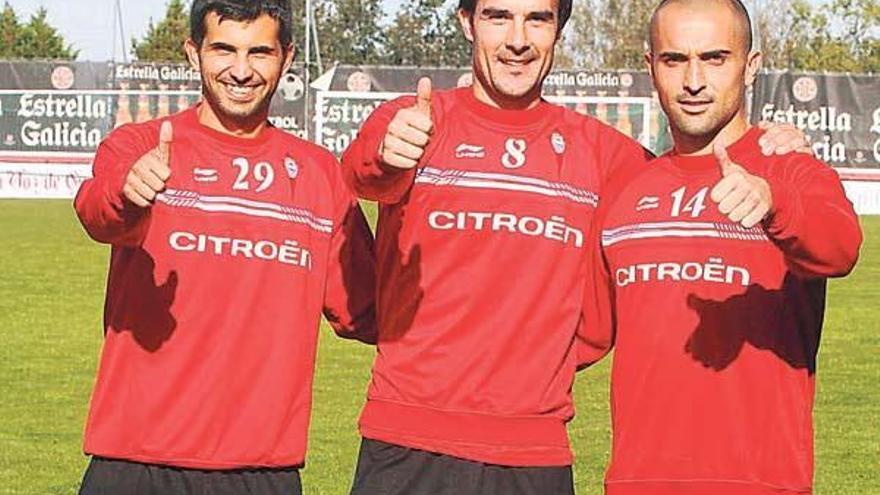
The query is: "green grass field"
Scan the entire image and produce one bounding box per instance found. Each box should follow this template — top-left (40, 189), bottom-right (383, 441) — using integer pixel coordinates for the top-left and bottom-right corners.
top-left (0, 200), bottom-right (877, 494)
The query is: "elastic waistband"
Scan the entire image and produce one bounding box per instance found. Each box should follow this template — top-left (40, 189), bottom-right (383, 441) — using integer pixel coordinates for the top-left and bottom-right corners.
top-left (605, 480), bottom-right (811, 495)
top-left (359, 399), bottom-right (572, 466)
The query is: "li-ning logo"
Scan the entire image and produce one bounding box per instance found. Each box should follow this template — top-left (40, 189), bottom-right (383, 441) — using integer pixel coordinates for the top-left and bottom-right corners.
top-left (455, 143), bottom-right (486, 159)
top-left (502, 138), bottom-right (527, 169)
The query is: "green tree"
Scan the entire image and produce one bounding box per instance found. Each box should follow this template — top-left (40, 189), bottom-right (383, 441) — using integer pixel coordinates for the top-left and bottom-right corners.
top-left (0, 5), bottom-right (77, 60)
top-left (440, 6), bottom-right (471, 67)
top-left (754, 0), bottom-right (791, 69)
top-left (863, 38), bottom-right (880, 72)
top-left (561, 0), bottom-right (601, 69)
top-left (314, 0), bottom-right (385, 64)
top-left (0, 2), bottom-right (22, 58)
top-left (19, 7), bottom-right (78, 59)
top-left (132, 0), bottom-right (189, 62)
top-left (757, 0), bottom-right (878, 72)
top-left (778, 1), bottom-right (847, 70)
top-left (759, 1), bottom-right (816, 69)
top-left (385, 0), bottom-right (469, 67)
top-left (290, 0), bottom-right (307, 60)
top-left (599, 0), bottom-right (653, 69)
top-left (829, 0), bottom-right (880, 71)
top-left (130, 1), bottom-right (311, 63)
top-left (564, 0), bottom-right (653, 69)
top-left (783, 1), bottom-right (859, 71)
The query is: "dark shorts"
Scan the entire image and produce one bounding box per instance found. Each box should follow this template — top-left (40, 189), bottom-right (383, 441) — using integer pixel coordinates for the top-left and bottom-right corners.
top-left (78, 456), bottom-right (302, 495)
top-left (349, 438), bottom-right (574, 495)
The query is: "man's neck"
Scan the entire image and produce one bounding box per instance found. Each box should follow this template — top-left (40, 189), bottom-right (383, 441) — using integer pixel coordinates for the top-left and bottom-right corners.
top-left (673, 113), bottom-right (750, 156)
top-left (197, 102), bottom-right (268, 139)
top-left (472, 83), bottom-right (542, 111)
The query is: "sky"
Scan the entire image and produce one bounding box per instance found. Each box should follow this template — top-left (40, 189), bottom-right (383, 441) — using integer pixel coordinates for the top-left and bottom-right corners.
top-left (5, 0), bottom-right (410, 61)
top-left (5, 0), bottom-right (819, 62)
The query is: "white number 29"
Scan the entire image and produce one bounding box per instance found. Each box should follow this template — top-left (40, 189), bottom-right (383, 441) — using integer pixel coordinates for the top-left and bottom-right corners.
top-left (232, 158), bottom-right (275, 193)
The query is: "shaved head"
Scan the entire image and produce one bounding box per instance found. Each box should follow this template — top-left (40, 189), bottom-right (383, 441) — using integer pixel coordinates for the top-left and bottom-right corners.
top-left (649, 0), bottom-right (753, 53)
top-left (646, 0), bottom-right (762, 154)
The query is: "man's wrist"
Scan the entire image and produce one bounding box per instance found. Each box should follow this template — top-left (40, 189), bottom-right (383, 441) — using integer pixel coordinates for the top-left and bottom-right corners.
top-left (764, 178), bottom-right (796, 236)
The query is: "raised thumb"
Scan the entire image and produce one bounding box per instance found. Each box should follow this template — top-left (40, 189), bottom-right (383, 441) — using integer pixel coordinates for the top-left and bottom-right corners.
top-left (416, 77), bottom-right (432, 116)
top-left (158, 121), bottom-right (173, 162)
top-left (713, 140), bottom-right (734, 176)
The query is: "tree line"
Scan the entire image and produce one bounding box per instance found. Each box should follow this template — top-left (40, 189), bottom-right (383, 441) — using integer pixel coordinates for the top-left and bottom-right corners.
top-left (0, 2), bottom-right (77, 59)
top-left (1, 0), bottom-right (878, 73)
top-left (130, 0), bottom-right (471, 67)
top-left (563, 0), bottom-right (879, 73)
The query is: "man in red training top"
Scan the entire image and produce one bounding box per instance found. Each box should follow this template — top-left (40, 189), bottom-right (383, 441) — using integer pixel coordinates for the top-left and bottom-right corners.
top-left (584, 1), bottom-right (863, 494)
top-left (341, 0), bottom-right (808, 494)
top-left (74, 1), bottom-right (375, 493)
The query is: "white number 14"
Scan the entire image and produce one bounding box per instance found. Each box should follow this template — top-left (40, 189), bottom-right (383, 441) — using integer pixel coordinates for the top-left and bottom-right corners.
top-left (670, 186), bottom-right (708, 218)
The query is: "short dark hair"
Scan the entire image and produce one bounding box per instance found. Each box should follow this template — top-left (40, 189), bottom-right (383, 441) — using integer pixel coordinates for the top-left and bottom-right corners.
top-left (649, 0), bottom-right (753, 52)
top-left (458, 0), bottom-right (573, 33)
top-left (190, 0), bottom-right (293, 49)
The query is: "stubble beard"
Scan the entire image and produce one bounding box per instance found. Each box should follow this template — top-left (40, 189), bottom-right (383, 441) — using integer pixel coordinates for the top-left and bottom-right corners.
top-left (205, 83), bottom-right (273, 123)
top-left (674, 113), bottom-right (722, 139)
top-left (488, 55), bottom-right (551, 105)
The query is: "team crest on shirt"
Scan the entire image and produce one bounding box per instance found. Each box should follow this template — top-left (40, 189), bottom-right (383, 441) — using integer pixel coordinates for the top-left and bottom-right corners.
top-left (193, 168), bottom-right (219, 183)
top-left (551, 132), bottom-right (566, 155)
top-left (285, 157), bottom-right (300, 179)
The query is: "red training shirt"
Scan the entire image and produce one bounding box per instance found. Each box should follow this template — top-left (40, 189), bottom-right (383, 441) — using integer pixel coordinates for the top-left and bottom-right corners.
top-left (74, 106), bottom-right (376, 469)
top-left (584, 127), bottom-right (862, 494)
top-left (342, 87), bottom-right (651, 466)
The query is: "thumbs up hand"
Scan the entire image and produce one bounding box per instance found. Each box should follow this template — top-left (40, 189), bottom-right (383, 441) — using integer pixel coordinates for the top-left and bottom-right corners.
top-left (380, 77), bottom-right (434, 170)
top-left (709, 141), bottom-right (772, 229)
top-left (123, 121), bottom-right (173, 208)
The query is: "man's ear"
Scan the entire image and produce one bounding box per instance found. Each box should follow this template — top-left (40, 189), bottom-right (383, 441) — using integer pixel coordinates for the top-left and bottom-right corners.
top-left (184, 38), bottom-right (201, 71)
top-left (744, 49), bottom-right (762, 87)
top-left (458, 9), bottom-right (475, 44)
top-left (282, 43), bottom-right (295, 74)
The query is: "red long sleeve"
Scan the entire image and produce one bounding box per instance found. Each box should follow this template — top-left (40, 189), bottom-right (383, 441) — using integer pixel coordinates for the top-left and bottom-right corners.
top-left (594, 121), bottom-right (655, 186)
top-left (80, 107), bottom-right (375, 469)
top-left (577, 127), bottom-right (653, 369)
top-left (341, 96), bottom-right (418, 204)
top-left (74, 123), bottom-right (161, 246)
top-left (578, 203), bottom-right (616, 370)
top-left (323, 191), bottom-right (377, 344)
top-left (591, 127), bottom-right (863, 495)
top-left (346, 87), bottom-right (654, 467)
top-left (765, 154), bottom-right (862, 277)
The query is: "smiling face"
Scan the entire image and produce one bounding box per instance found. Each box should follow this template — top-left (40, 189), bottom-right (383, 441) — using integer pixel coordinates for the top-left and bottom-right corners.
top-left (459, 0), bottom-right (560, 109)
top-left (185, 11), bottom-right (293, 134)
top-left (647, 1), bottom-right (760, 151)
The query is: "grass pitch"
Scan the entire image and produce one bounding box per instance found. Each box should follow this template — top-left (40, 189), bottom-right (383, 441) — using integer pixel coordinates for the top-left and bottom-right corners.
top-left (0, 200), bottom-right (877, 494)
